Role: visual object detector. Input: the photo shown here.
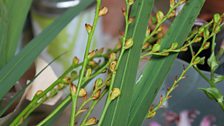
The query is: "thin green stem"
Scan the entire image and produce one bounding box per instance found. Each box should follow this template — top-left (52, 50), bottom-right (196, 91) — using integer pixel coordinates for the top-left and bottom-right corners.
top-left (37, 96), bottom-right (71, 126)
top-left (69, 1), bottom-right (102, 126)
top-left (97, 1), bottom-right (131, 125)
top-left (80, 89), bottom-right (108, 126)
top-left (10, 65), bottom-right (77, 126)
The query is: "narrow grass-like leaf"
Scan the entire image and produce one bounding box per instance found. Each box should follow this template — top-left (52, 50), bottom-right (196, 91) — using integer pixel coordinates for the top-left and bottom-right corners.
top-left (101, 0), bottom-right (154, 125)
top-left (0, 0), bottom-right (94, 100)
top-left (129, 0), bottom-right (205, 125)
top-left (0, 52), bottom-right (66, 116)
top-left (0, 0), bottom-right (32, 68)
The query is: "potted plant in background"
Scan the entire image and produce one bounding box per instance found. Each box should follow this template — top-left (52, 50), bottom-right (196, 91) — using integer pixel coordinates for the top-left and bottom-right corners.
top-left (0, 0), bottom-right (224, 126)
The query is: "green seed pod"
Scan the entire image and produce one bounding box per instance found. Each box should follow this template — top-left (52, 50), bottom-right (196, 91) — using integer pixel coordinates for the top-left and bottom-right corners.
top-left (94, 78), bottom-right (103, 89)
top-left (73, 56), bottom-right (79, 65)
top-left (71, 71), bottom-right (78, 79)
top-left (156, 11), bottom-right (164, 23)
top-left (214, 14), bottom-right (221, 24)
top-left (85, 68), bottom-right (92, 79)
top-left (152, 43), bottom-right (161, 52)
top-left (170, 42), bottom-right (178, 49)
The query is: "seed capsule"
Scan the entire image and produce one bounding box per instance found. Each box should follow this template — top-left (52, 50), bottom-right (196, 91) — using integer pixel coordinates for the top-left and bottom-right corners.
top-left (92, 90), bottom-right (101, 100)
top-left (85, 117), bottom-right (98, 126)
top-left (94, 78), bottom-right (103, 89)
top-left (124, 38), bottom-right (134, 49)
top-left (128, 0), bottom-right (134, 6)
top-left (170, 42), bottom-right (178, 49)
top-left (110, 88), bottom-right (121, 101)
top-left (88, 50), bottom-right (96, 59)
top-left (99, 7), bottom-right (108, 16)
top-left (128, 17), bottom-right (135, 24)
top-left (109, 61), bottom-right (117, 73)
top-left (152, 43), bottom-right (161, 52)
top-left (142, 42), bottom-right (150, 50)
top-left (156, 11), bottom-right (164, 23)
top-left (79, 88), bottom-right (87, 97)
top-left (35, 90), bottom-right (43, 96)
top-left (109, 53), bottom-right (116, 61)
top-left (203, 42), bottom-right (210, 50)
top-left (71, 71), bottom-right (78, 79)
top-left (73, 56), bottom-right (79, 65)
top-left (85, 68), bottom-right (92, 79)
top-left (70, 84), bottom-right (77, 95)
top-left (214, 14), bottom-right (221, 23)
top-left (85, 23), bottom-right (93, 34)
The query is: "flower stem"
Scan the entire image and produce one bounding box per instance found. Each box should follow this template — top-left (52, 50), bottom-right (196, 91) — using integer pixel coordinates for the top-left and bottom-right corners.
top-left (69, 1), bottom-right (101, 125)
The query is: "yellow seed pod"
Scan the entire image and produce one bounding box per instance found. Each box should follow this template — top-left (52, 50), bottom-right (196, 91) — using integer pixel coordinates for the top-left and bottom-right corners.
top-left (99, 7), bottom-right (108, 16)
top-left (35, 90), bottom-right (43, 96)
top-left (92, 90), bottom-right (101, 100)
top-left (109, 53), bottom-right (117, 61)
top-left (79, 88), bottom-right (87, 97)
top-left (88, 50), bottom-right (96, 59)
top-left (142, 42), bottom-right (150, 50)
top-left (70, 84), bottom-right (77, 95)
top-left (85, 117), bottom-right (98, 126)
top-left (85, 23), bottom-right (93, 34)
top-left (156, 11), bottom-right (164, 23)
top-left (109, 61), bottom-right (117, 73)
top-left (128, 17), bottom-right (135, 24)
top-left (124, 38), bottom-right (134, 49)
top-left (147, 111), bottom-right (156, 119)
top-left (63, 77), bottom-right (71, 84)
top-left (203, 42), bottom-right (210, 50)
top-left (128, 0), bottom-right (134, 6)
top-left (110, 88), bottom-right (121, 101)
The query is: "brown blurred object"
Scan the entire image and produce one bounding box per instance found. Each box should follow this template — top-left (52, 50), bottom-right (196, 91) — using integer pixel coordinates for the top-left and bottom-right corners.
top-left (102, 0), bottom-right (125, 37)
top-left (200, 0), bottom-right (224, 20)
